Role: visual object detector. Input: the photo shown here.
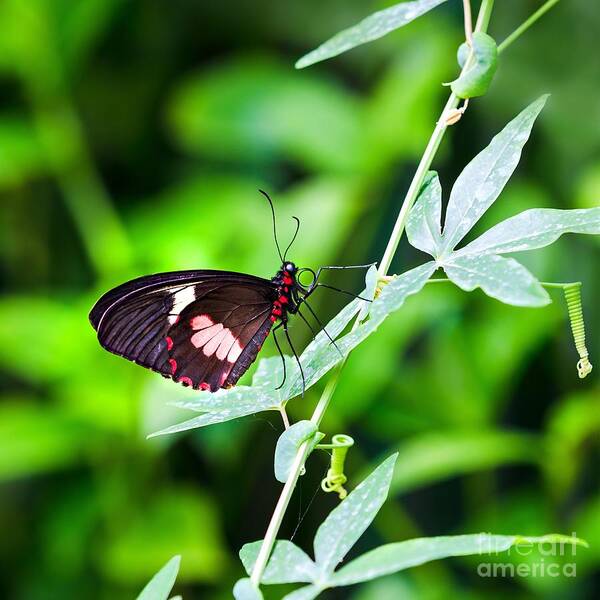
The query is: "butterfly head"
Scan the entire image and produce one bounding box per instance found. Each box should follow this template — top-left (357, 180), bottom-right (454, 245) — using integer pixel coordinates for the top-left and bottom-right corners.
top-left (284, 261), bottom-right (297, 274)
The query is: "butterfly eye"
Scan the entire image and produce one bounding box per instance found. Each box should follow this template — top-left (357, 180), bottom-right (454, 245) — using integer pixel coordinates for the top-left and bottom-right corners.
top-left (285, 262), bottom-right (296, 272)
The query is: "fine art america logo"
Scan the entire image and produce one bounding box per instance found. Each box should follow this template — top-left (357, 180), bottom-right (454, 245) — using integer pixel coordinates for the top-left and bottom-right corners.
top-left (476, 534), bottom-right (581, 578)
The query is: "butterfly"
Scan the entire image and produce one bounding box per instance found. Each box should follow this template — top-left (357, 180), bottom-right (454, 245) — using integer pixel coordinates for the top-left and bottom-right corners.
top-left (89, 191), bottom-right (371, 393)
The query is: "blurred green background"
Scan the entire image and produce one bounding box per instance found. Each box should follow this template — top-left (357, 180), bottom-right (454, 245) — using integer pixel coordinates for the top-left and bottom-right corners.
top-left (0, 0), bottom-right (598, 598)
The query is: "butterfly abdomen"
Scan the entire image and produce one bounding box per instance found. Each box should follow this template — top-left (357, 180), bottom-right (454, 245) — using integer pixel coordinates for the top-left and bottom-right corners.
top-left (270, 271), bottom-right (295, 323)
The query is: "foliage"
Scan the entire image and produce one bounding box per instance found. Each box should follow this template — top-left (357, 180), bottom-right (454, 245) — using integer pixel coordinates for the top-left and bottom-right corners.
top-left (240, 455), bottom-right (584, 597)
top-left (295, 0), bottom-right (449, 68)
top-left (136, 556), bottom-right (180, 600)
top-left (407, 95), bottom-right (600, 306)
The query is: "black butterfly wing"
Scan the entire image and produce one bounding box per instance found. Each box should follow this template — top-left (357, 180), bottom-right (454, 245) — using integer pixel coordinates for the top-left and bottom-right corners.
top-left (90, 270), bottom-right (277, 391)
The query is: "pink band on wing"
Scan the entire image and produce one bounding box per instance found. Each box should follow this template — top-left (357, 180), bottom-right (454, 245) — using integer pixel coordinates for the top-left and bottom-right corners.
top-left (203, 327), bottom-right (229, 357)
top-left (190, 314), bottom-right (214, 330)
top-left (191, 323), bottom-right (223, 348)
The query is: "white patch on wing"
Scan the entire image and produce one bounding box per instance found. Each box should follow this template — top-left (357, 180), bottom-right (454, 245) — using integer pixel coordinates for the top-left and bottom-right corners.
top-left (189, 313), bottom-right (243, 363)
top-left (168, 285), bottom-right (196, 324)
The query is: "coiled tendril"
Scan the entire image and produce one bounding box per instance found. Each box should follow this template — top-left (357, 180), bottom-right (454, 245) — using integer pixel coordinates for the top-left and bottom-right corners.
top-left (318, 434), bottom-right (354, 499)
top-left (563, 283), bottom-right (592, 378)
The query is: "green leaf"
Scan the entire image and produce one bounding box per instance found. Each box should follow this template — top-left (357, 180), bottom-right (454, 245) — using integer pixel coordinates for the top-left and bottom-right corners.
top-left (328, 534), bottom-right (586, 586)
top-left (440, 95), bottom-right (548, 256)
top-left (149, 355), bottom-right (297, 436)
top-left (405, 98), bottom-right (600, 308)
top-left (313, 453), bottom-right (398, 576)
top-left (295, 0), bottom-right (449, 69)
top-left (136, 555), bottom-right (180, 600)
top-left (388, 430), bottom-right (541, 494)
top-left (455, 207), bottom-right (600, 257)
top-left (240, 540), bottom-right (317, 584)
top-left (450, 33), bottom-right (498, 99)
top-left (274, 421), bottom-right (321, 483)
top-left (282, 296), bottom-right (363, 399)
top-left (281, 586), bottom-right (322, 600)
top-left (406, 172), bottom-right (443, 256)
top-left (233, 578), bottom-right (263, 600)
top-left (357, 264), bottom-right (378, 321)
top-left (368, 262), bottom-right (437, 322)
top-left (443, 254), bottom-right (550, 307)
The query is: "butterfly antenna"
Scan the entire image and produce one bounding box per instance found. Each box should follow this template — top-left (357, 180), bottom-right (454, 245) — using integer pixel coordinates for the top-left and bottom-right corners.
top-left (283, 216), bottom-right (300, 261)
top-left (259, 189), bottom-right (284, 263)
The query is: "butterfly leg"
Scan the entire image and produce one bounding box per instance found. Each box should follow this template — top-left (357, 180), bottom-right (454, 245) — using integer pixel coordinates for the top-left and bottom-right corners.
top-left (295, 306), bottom-right (318, 338)
top-left (283, 321), bottom-right (306, 398)
top-left (301, 264), bottom-right (375, 302)
top-left (272, 321), bottom-right (287, 390)
top-left (315, 263), bottom-right (376, 274)
top-left (297, 301), bottom-right (343, 358)
top-left (312, 282), bottom-right (373, 302)
top-left (313, 263), bottom-right (376, 291)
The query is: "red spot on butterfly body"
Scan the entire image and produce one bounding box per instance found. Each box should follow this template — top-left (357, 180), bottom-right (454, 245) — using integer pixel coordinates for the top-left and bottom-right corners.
top-left (279, 295), bottom-right (289, 304)
top-left (165, 336), bottom-right (173, 350)
top-left (283, 275), bottom-right (293, 285)
top-left (168, 358), bottom-right (177, 374)
top-left (270, 315), bottom-right (277, 322)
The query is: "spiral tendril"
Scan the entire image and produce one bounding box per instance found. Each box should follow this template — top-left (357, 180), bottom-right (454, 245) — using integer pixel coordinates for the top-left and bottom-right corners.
top-left (563, 283), bottom-right (592, 378)
top-left (319, 434), bottom-right (354, 499)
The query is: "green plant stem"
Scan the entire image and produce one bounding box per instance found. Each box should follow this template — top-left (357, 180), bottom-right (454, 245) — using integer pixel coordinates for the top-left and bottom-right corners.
top-left (250, 364), bottom-right (344, 586)
top-left (498, 0), bottom-right (562, 54)
top-left (475, 0), bottom-right (495, 32)
top-left (249, 0), bottom-right (496, 588)
top-left (377, 91), bottom-right (460, 276)
top-left (379, 0), bottom-right (495, 276)
top-left (463, 0), bottom-right (473, 44)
